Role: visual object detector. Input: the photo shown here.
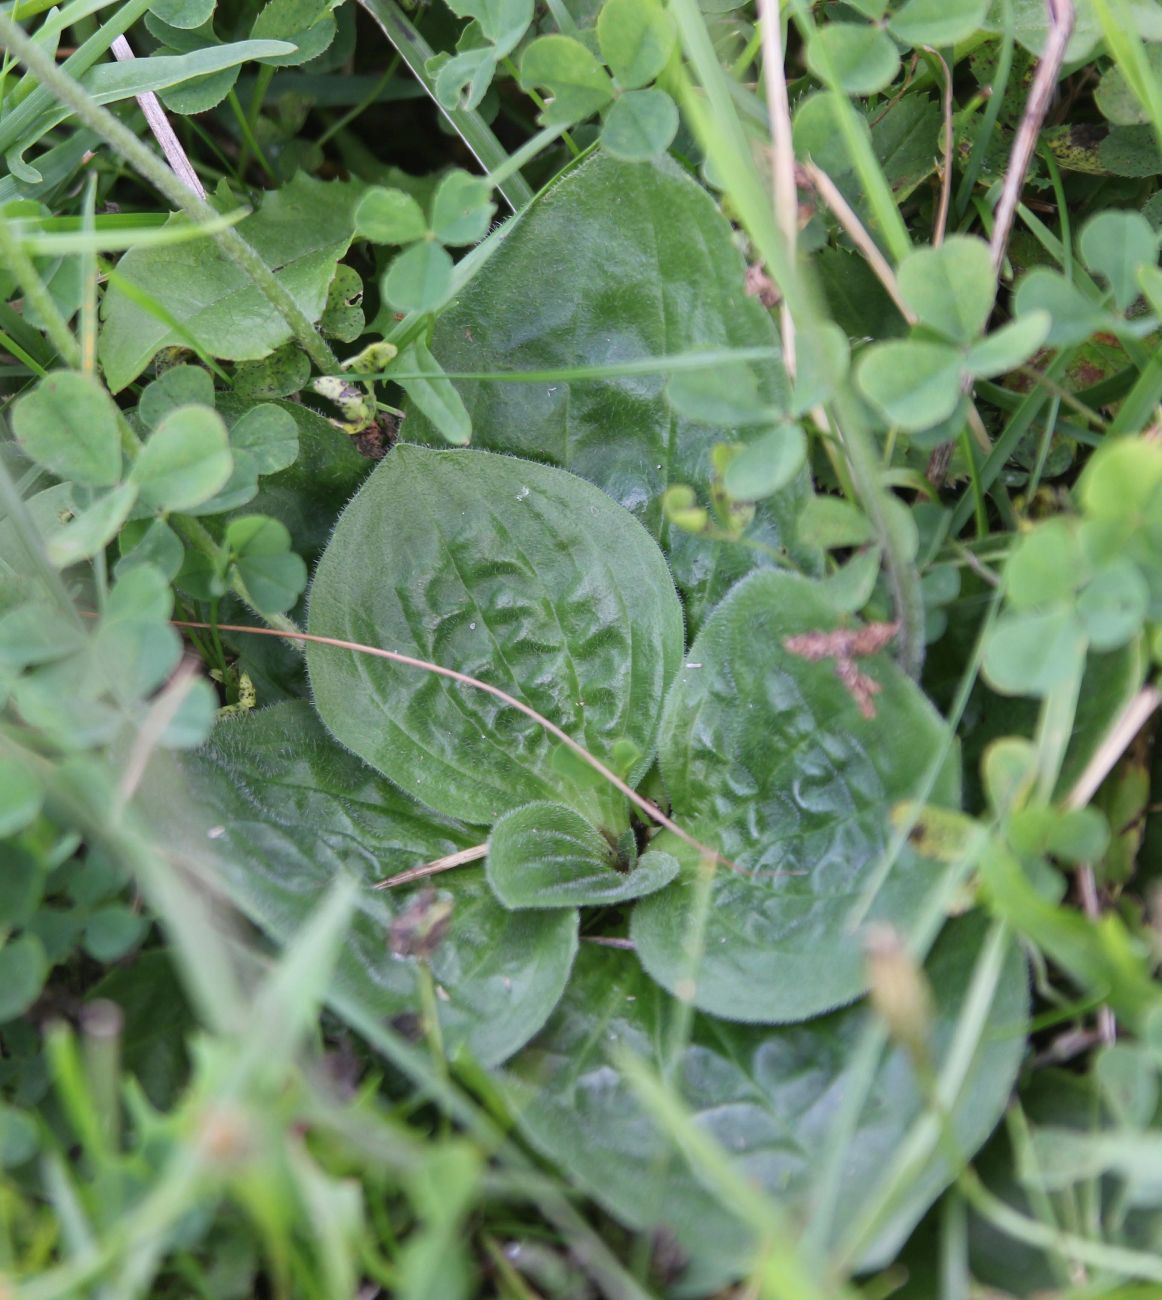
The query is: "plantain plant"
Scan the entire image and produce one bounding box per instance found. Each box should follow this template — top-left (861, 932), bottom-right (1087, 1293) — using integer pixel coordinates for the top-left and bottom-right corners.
top-left (3, 0), bottom-right (1162, 1295)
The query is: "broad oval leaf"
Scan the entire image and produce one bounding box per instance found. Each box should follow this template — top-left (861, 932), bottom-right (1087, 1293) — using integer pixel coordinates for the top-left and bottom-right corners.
top-left (792, 90), bottom-right (864, 186)
top-left (399, 153), bottom-right (812, 635)
top-left (1005, 518), bottom-right (1081, 610)
top-left (665, 361), bottom-right (767, 426)
top-left (981, 0), bottom-right (1112, 63)
top-left (1079, 437), bottom-right (1162, 523)
top-left (320, 264), bottom-right (365, 342)
top-left (632, 571), bottom-right (959, 1023)
top-left (233, 343), bottom-right (311, 400)
top-left (155, 53), bottom-right (240, 117)
top-left (172, 702), bottom-right (577, 1065)
top-left (0, 933), bottom-right (48, 1022)
top-left (306, 445), bottom-right (684, 826)
top-left (1095, 49), bottom-right (1162, 125)
top-left (487, 801), bottom-right (679, 909)
top-left (83, 905), bottom-right (150, 962)
top-left (150, 0), bottom-right (215, 29)
top-left (503, 913), bottom-right (1027, 1282)
top-left (790, 320), bottom-right (850, 413)
top-left (250, 0), bottom-right (336, 67)
top-left (1077, 560), bottom-right (1150, 651)
top-left (99, 175), bottom-right (361, 392)
top-left (137, 363), bottom-right (215, 430)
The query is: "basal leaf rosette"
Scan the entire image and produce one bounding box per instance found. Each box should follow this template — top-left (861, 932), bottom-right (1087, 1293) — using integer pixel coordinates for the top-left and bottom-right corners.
top-left (306, 445), bottom-right (684, 832)
top-left (632, 570), bottom-right (960, 1023)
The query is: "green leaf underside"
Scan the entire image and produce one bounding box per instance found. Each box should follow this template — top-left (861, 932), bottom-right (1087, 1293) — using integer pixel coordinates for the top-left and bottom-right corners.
top-left (306, 445), bottom-right (684, 828)
top-left (401, 153), bottom-right (814, 635)
top-left (174, 702), bottom-right (578, 1066)
top-left (503, 914), bottom-right (1027, 1283)
top-left (99, 174), bottom-right (361, 391)
top-left (632, 571), bottom-right (960, 1023)
top-left (487, 801), bottom-right (679, 909)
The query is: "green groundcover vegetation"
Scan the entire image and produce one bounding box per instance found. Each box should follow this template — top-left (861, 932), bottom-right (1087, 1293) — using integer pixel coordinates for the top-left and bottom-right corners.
top-left (3, 0), bottom-right (1162, 1294)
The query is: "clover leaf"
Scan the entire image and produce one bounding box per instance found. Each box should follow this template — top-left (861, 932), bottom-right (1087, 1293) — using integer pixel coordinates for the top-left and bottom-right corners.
top-left (855, 237), bottom-right (1050, 435)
